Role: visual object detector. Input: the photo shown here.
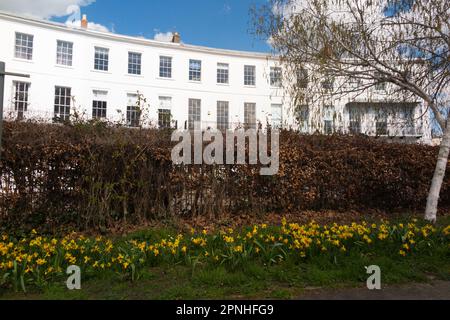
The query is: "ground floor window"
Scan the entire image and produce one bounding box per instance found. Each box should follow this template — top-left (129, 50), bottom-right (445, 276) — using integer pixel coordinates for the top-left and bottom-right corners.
top-left (348, 107), bottom-right (362, 134)
top-left (13, 81), bottom-right (30, 120)
top-left (54, 86), bottom-right (71, 122)
top-left (188, 99), bottom-right (201, 130)
top-left (217, 101), bottom-right (229, 131)
top-left (271, 104), bottom-right (283, 129)
top-left (244, 103), bottom-right (256, 130)
top-left (127, 106), bottom-right (141, 127)
top-left (92, 90), bottom-right (108, 119)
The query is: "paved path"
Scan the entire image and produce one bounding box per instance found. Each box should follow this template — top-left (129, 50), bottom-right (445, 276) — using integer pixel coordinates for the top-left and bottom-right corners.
top-left (298, 281), bottom-right (450, 300)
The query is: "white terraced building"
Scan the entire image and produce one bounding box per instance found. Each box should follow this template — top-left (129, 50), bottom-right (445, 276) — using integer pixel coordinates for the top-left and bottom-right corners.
top-left (0, 11), bottom-right (432, 144)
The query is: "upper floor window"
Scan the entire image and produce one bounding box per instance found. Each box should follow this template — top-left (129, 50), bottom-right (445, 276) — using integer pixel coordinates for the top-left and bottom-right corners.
top-left (217, 63), bottom-right (229, 84)
top-left (128, 52), bottom-right (142, 75)
top-left (13, 81), bottom-right (30, 120)
top-left (244, 65), bottom-right (256, 86)
top-left (54, 86), bottom-right (71, 123)
top-left (15, 32), bottom-right (33, 60)
top-left (270, 67), bottom-right (282, 87)
top-left (94, 47), bottom-right (109, 71)
top-left (189, 59), bottom-right (202, 82)
top-left (159, 56), bottom-right (172, 78)
top-left (321, 74), bottom-right (334, 90)
top-left (56, 40), bottom-right (73, 66)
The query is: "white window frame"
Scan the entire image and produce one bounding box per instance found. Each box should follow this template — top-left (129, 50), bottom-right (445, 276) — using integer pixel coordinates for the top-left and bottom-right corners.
top-left (189, 59), bottom-right (202, 82)
top-left (56, 40), bottom-right (73, 66)
top-left (217, 63), bottom-right (229, 84)
top-left (15, 32), bottom-right (34, 60)
top-left (159, 56), bottom-right (172, 78)
top-left (128, 52), bottom-right (142, 75)
top-left (94, 47), bottom-right (109, 71)
top-left (244, 65), bottom-right (256, 86)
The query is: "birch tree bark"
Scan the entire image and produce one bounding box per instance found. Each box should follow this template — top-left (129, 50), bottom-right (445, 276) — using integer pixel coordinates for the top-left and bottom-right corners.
top-left (425, 115), bottom-right (450, 223)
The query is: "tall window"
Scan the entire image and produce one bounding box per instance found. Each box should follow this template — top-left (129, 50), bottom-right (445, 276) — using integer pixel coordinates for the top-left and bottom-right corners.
top-left (295, 105), bottom-right (309, 133)
top-left (401, 106), bottom-right (416, 135)
top-left (271, 104), bottom-right (283, 129)
top-left (188, 99), bottom-right (201, 130)
top-left (244, 65), bottom-right (256, 86)
top-left (244, 103), bottom-right (256, 130)
top-left (15, 32), bottom-right (33, 60)
top-left (375, 72), bottom-right (386, 91)
top-left (323, 105), bottom-right (334, 135)
top-left (297, 68), bottom-right (308, 89)
top-left (348, 107), bottom-right (362, 134)
top-left (159, 56), bottom-right (172, 78)
top-left (376, 110), bottom-right (388, 136)
top-left (158, 96), bottom-right (172, 129)
top-left (56, 40), bottom-right (73, 66)
top-left (94, 47), bottom-right (109, 71)
top-left (127, 106), bottom-right (141, 127)
top-left (13, 81), bottom-right (30, 120)
top-left (54, 86), bottom-right (71, 122)
top-left (128, 52), bottom-right (142, 75)
top-left (217, 63), bottom-right (229, 84)
top-left (126, 94), bottom-right (140, 127)
top-left (92, 90), bottom-right (108, 119)
top-left (189, 59), bottom-right (202, 81)
top-left (270, 67), bottom-right (282, 87)
top-left (217, 101), bottom-right (229, 131)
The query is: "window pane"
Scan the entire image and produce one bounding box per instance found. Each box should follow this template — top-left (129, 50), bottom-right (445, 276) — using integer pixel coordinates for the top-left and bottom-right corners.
top-left (54, 86), bottom-right (71, 122)
top-left (57, 40), bottom-right (73, 66)
top-left (94, 47), bottom-right (109, 71)
top-left (188, 99), bottom-right (201, 130)
top-left (189, 59), bottom-right (202, 81)
top-left (270, 67), bottom-right (282, 87)
top-left (13, 81), bottom-right (30, 120)
top-left (159, 56), bottom-right (172, 78)
top-left (15, 33), bottom-right (34, 60)
top-left (244, 103), bottom-right (256, 129)
top-left (128, 52), bottom-right (142, 75)
top-left (217, 63), bottom-right (229, 84)
top-left (244, 65), bottom-right (256, 86)
top-left (217, 101), bottom-right (229, 131)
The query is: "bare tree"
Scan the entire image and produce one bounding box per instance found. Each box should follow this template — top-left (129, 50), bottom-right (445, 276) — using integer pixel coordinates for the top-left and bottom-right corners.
top-left (252, 0), bottom-right (449, 222)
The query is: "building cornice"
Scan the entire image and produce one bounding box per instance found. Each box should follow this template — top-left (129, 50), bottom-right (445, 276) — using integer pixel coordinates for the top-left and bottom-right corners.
top-left (0, 11), bottom-right (278, 61)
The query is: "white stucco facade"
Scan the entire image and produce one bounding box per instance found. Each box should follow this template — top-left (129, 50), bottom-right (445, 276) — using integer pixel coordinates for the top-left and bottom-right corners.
top-left (0, 11), bottom-right (432, 144)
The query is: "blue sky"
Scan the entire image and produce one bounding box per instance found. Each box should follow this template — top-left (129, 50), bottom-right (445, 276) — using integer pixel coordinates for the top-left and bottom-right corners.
top-left (51, 0), bottom-right (271, 53)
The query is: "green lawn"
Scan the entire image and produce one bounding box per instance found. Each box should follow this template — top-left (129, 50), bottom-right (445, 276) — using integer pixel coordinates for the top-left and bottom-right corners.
top-left (2, 246), bottom-right (449, 300)
top-left (1, 216), bottom-right (449, 300)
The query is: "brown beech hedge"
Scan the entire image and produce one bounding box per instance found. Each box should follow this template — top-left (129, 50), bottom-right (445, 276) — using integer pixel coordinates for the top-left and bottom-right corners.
top-left (0, 121), bottom-right (448, 232)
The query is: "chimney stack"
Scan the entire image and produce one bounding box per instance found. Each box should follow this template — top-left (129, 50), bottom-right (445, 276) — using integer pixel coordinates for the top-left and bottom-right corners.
top-left (81, 14), bottom-right (88, 29)
top-left (172, 32), bottom-right (181, 44)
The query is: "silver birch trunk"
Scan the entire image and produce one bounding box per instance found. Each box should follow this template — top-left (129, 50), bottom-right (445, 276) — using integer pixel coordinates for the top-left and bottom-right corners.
top-left (425, 115), bottom-right (450, 223)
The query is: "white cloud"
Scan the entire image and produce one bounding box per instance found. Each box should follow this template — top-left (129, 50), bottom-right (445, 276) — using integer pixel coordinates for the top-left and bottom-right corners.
top-left (0, 0), bottom-right (110, 32)
top-left (153, 31), bottom-right (174, 42)
top-left (0, 0), bottom-right (94, 19)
